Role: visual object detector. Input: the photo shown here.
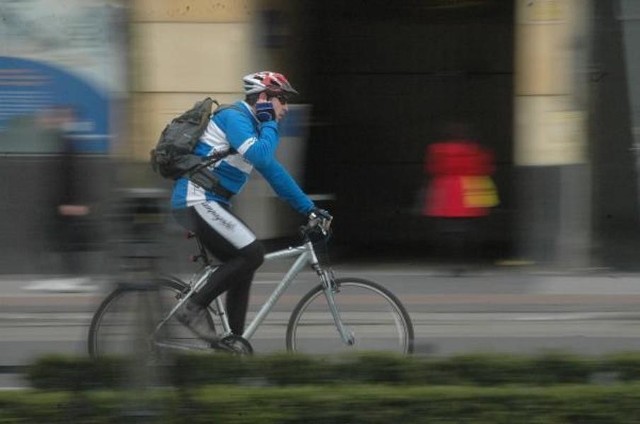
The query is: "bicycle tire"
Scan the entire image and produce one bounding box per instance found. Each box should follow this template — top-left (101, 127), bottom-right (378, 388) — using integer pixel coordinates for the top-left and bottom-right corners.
top-left (88, 275), bottom-right (215, 359)
top-left (286, 278), bottom-right (414, 355)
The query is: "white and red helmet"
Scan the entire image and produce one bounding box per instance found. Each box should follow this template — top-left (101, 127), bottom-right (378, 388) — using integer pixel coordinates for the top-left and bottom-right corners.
top-left (242, 71), bottom-right (299, 95)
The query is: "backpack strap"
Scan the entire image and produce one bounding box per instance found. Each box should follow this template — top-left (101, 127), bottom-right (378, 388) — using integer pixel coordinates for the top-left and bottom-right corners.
top-left (184, 104), bottom-right (248, 197)
top-left (213, 102), bottom-right (259, 132)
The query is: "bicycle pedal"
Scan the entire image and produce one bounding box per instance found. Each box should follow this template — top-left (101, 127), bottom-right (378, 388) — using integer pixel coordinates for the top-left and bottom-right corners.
top-left (212, 335), bottom-right (253, 355)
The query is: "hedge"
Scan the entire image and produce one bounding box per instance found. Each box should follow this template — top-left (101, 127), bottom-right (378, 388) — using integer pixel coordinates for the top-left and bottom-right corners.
top-left (25, 351), bottom-right (640, 390)
top-left (2, 384), bottom-right (640, 423)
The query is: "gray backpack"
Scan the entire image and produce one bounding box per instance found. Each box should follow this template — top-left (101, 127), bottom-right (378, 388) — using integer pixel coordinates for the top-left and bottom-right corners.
top-left (150, 97), bottom-right (236, 190)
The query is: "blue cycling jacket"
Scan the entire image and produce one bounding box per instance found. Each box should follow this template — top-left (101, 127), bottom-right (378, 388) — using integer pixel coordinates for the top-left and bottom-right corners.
top-left (171, 101), bottom-right (314, 215)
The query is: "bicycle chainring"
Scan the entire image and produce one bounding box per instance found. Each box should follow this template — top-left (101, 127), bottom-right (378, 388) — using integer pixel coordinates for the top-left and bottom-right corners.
top-left (212, 335), bottom-right (253, 355)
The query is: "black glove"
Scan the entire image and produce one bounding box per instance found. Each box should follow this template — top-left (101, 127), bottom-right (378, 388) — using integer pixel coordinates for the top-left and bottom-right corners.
top-left (255, 101), bottom-right (275, 122)
top-left (302, 207), bottom-right (332, 239)
top-left (308, 207), bottom-right (332, 222)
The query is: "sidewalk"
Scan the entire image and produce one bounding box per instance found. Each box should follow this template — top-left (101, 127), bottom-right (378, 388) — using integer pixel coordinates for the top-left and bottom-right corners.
top-left (2, 260), bottom-right (640, 298)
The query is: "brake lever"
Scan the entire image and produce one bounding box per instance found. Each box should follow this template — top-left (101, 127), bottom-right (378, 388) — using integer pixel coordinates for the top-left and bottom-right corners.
top-left (316, 218), bottom-right (332, 237)
top-left (321, 217), bottom-right (333, 234)
top-left (300, 218), bottom-right (328, 238)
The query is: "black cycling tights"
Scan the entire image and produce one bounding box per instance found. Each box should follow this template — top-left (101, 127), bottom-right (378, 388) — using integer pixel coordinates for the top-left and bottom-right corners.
top-left (173, 204), bottom-right (265, 335)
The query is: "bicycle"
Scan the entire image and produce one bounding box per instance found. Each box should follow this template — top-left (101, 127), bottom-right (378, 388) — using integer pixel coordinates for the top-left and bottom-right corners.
top-left (88, 218), bottom-right (414, 358)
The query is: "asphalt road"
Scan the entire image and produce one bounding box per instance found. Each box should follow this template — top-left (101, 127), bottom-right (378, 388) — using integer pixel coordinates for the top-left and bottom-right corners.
top-left (2, 263), bottom-right (640, 387)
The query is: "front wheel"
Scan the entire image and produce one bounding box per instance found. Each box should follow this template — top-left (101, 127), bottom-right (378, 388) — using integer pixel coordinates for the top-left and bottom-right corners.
top-left (286, 278), bottom-right (414, 355)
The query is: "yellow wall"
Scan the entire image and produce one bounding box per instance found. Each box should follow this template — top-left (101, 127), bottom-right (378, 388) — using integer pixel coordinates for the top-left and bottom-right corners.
top-left (126, 0), bottom-right (302, 239)
top-left (514, 0), bottom-right (589, 166)
top-left (127, 0), bottom-right (258, 160)
top-left (131, 0), bottom-right (253, 22)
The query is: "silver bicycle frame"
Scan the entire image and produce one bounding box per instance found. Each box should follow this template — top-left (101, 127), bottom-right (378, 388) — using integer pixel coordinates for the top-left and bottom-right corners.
top-left (157, 237), bottom-right (354, 347)
top-left (240, 239), bottom-right (353, 345)
top-left (241, 242), bottom-right (314, 339)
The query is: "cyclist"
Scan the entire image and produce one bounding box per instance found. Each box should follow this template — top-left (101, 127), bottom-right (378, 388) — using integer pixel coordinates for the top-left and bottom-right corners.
top-left (172, 71), bottom-right (331, 342)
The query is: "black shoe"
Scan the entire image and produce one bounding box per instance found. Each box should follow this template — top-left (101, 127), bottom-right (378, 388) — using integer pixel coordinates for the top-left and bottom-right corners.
top-left (174, 299), bottom-right (217, 343)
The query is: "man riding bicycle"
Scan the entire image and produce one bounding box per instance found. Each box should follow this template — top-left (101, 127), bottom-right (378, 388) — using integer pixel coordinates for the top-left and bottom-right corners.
top-left (171, 71), bottom-right (331, 342)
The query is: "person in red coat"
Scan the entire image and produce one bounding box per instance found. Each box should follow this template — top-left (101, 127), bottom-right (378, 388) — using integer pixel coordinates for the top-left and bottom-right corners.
top-left (422, 123), bottom-right (498, 270)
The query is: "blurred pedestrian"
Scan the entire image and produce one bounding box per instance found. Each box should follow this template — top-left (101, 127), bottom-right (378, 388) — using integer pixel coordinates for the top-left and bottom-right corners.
top-left (26, 106), bottom-right (98, 292)
top-left (422, 122), bottom-right (498, 272)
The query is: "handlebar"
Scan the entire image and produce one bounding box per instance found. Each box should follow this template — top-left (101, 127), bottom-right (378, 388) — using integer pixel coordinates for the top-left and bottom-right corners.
top-left (299, 216), bottom-right (333, 242)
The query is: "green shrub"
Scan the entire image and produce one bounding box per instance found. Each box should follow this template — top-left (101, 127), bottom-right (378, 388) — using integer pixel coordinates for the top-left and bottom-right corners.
top-left (601, 352), bottom-right (640, 382)
top-left (254, 352), bottom-right (330, 385)
top-left (169, 352), bottom-right (252, 386)
top-left (3, 385), bottom-right (640, 423)
top-left (528, 352), bottom-right (593, 385)
top-left (24, 351), bottom-right (640, 390)
top-left (427, 353), bottom-right (536, 386)
top-left (26, 355), bottom-right (129, 390)
top-left (330, 352), bottom-right (416, 385)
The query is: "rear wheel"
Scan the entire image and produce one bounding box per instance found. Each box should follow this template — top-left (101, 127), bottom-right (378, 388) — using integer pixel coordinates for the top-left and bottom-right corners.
top-left (88, 276), bottom-right (216, 359)
top-left (286, 278), bottom-right (414, 355)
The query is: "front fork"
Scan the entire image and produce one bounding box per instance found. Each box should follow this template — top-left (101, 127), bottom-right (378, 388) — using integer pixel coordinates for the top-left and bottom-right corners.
top-left (317, 267), bottom-right (355, 346)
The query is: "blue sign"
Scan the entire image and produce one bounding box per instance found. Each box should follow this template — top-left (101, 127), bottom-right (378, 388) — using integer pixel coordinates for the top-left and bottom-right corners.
top-left (0, 56), bottom-right (110, 153)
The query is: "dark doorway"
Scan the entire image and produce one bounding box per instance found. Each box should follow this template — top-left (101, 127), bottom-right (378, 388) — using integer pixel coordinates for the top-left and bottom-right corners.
top-left (294, 0), bottom-right (515, 261)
